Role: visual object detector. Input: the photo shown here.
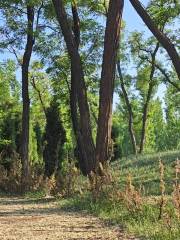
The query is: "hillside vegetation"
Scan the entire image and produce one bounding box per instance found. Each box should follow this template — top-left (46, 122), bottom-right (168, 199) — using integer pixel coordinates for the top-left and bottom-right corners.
top-left (59, 151), bottom-right (180, 240)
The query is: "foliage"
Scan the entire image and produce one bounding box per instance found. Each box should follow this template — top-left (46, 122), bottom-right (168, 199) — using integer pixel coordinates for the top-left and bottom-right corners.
top-left (43, 99), bottom-right (66, 177)
top-left (60, 151), bottom-right (180, 240)
top-left (0, 4), bottom-right (179, 238)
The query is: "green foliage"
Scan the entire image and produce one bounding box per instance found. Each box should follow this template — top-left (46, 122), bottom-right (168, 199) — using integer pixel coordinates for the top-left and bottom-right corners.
top-left (147, 0), bottom-right (180, 27)
top-left (43, 99), bottom-right (66, 177)
top-left (59, 151), bottom-right (180, 240)
top-left (0, 0), bottom-right (179, 187)
top-left (0, 61), bottom-right (21, 170)
top-left (164, 86), bottom-right (180, 150)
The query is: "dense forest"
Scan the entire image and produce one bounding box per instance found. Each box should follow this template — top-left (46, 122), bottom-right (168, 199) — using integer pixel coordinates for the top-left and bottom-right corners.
top-left (0, 1), bottom-right (179, 239)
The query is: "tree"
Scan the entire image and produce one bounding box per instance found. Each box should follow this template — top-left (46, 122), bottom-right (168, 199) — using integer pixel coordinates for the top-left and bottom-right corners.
top-left (52, 0), bottom-right (124, 174)
top-left (21, 4), bottom-right (35, 189)
top-left (117, 61), bottom-right (137, 155)
top-left (0, 0), bottom-right (45, 189)
top-left (43, 99), bottom-right (66, 178)
top-left (139, 43), bottom-right (159, 153)
top-left (129, 0), bottom-right (180, 81)
top-left (164, 86), bottom-right (180, 150)
top-left (0, 60), bottom-right (21, 171)
top-left (96, 0), bottom-right (124, 164)
top-left (52, 0), bottom-right (96, 175)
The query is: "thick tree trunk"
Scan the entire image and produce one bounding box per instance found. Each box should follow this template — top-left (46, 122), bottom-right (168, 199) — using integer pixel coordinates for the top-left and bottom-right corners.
top-left (139, 43), bottom-right (159, 153)
top-left (52, 0), bottom-right (96, 175)
top-left (21, 6), bottom-right (34, 189)
top-left (129, 0), bottom-right (180, 81)
top-left (117, 61), bottom-right (137, 155)
top-left (96, 0), bottom-right (124, 164)
top-left (70, 1), bottom-right (87, 174)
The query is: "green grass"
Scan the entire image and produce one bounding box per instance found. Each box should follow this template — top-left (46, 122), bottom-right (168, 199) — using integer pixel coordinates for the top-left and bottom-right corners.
top-left (1, 150), bottom-right (179, 239)
top-left (60, 193), bottom-right (180, 240)
top-left (59, 150), bottom-right (180, 240)
top-left (24, 190), bottom-right (46, 199)
top-left (112, 150), bottom-right (180, 195)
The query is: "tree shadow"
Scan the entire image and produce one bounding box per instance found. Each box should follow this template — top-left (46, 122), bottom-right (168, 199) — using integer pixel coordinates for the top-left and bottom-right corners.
top-left (0, 197), bottom-right (56, 206)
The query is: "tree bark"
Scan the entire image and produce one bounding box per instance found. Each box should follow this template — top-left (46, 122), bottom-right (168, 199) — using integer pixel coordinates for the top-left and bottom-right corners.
top-left (70, 0), bottom-right (86, 174)
top-left (117, 61), bottom-right (137, 155)
top-left (96, 0), bottom-right (124, 164)
top-left (21, 6), bottom-right (34, 189)
top-left (129, 0), bottom-right (180, 81)
top-left (52, 0), bottom-right (96, 175)
top-left (139, 43), bottom-right (159, 153)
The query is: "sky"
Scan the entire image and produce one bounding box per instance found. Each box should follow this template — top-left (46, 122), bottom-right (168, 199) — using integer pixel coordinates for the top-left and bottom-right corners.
top-left (0, 0), bottom-right (167, 109)
top-left (123, 0), bottom-right (149, 32)
top-left (113, 0), bottom-right (167, 110)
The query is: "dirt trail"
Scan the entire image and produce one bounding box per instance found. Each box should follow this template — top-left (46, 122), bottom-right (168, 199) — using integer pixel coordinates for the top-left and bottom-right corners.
top-left (0, 196), bottom-right (137, 240)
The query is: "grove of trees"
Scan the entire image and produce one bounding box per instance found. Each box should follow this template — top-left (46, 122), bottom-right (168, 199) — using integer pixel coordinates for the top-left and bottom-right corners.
top-left (0, 0), bottom-right (179, 190)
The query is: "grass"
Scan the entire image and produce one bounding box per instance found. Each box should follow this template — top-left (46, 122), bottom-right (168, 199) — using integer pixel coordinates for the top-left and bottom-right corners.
top-left (59, 150), bottom-right (180, 240)
top-left (1, 150), bottom-right (179, 239)
top-left (24, 190), bottom-right (46, 199)
top-left (112, 150), bottom-right (180, 195)
top-left (60, 194), bottom-right (180, 240)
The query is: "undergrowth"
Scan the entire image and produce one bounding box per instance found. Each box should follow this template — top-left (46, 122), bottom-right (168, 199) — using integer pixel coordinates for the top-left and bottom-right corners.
top-left (60, 193), bottom-right (180, 240)
top-left (59, 151), bottom-right (180, 240)
top-left (0, 150), bottom-right (180, 239)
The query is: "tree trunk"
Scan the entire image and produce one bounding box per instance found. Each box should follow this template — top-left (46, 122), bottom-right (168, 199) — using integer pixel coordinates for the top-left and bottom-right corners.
top-left (129, 0), bottom-right (180, 81)
top-left (139, 82), bottom-right (153, 153)
top-left (21, 6), bottom-right (34, 189)
top-left (52, 0), bottom-right (96, 175)
top-left (139, 43), bottom-right (159, 153)
top-left (96, 0), bottom-right (124, 164)
top-left (117, 61), bottom-right (137, 155)
top-left (69, 1), bottom-right (87, 174)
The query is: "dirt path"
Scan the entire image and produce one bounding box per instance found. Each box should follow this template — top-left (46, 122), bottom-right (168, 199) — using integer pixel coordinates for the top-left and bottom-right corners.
top-left (0, 196), bottom-right (137, 240)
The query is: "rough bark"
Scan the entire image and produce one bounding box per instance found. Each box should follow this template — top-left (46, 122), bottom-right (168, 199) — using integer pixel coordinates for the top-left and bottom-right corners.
top-left (21, 6), bottom-right (34, 189)
top-left (139, 43), bottom-right (159, 153)
top-left (96, 0), bottom-right (124, 164)
top-left (52, 0), bottom-right (96, 175)
top-left (117, 61), bottom-right (137, 155)
top-left (129, 0), bottom-right (180, 81)
top-left (71, 0), bottom-right (80, 48)
top-left (70, 0), bottom-right (86, 174)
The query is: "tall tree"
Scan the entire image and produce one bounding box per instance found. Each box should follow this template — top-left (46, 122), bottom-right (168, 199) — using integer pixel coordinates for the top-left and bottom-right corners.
top-left (43, 99), bottom-right (66, 177)
top-left (0, 1), bottom-right (44, 188)
top-left (139, 42), bottom-right (159, 153)
top-left (117, 61), bottom-right (137, 155)
top-left (52, 0), bottom-right (124, 172)
top-left (129, 0), bottom-right (180, 81)
top-left (21, 5), bottom-right (35, 188)
top-left (96, 0), bottom-right (124, 164)
top-left (52, 0), bottom-right (96, 175)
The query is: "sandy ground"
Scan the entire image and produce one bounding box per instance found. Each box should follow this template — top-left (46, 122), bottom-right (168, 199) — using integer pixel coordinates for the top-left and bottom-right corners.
top-left (0, 196), bottom-right (138, 240)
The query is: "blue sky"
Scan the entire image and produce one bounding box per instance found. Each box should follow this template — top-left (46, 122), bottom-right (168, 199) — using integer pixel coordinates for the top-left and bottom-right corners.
top-left (0, 0), bottom-right (166, 108)
top-left (112, 0), bottom-right (166, 110)
top-left (123, 0), bottom-right (149, 32)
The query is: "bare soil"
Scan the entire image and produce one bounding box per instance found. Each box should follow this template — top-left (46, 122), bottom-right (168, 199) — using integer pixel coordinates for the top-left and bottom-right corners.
top-left (0, 196), bottom-right (138, 240)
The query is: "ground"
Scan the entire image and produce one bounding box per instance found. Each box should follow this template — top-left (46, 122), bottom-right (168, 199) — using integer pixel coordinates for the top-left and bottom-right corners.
top-left (0, 196), bottom-right (138, 240)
